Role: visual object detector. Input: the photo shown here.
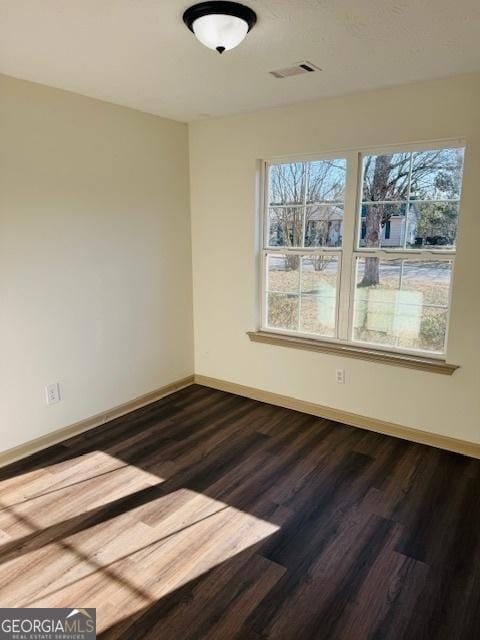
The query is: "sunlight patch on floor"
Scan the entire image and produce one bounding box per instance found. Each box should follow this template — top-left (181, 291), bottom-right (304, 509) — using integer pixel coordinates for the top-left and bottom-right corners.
top-left (0, 451), bottom-right (162, 531)
top-left (0, 454), bottom-right (280, 634)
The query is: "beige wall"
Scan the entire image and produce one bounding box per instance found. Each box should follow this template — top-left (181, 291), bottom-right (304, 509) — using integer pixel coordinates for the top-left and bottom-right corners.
top-left (189, 73), bottom-right (480, 445)
top-left (0, 74), bottom-right (193, 453)
top-left (2, 72), bottom-right (479, 455)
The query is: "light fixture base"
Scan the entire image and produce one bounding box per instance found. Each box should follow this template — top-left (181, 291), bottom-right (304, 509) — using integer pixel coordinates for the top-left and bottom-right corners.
top-left (183, 2), bottom-right (257, 34)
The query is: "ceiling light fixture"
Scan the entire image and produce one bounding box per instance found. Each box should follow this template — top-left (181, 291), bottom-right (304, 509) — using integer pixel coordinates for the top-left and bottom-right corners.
top-left (183, 1), bottom-right (257, 54)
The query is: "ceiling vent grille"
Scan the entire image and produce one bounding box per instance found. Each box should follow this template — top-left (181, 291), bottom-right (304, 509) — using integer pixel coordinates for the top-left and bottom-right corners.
top-left (269, 61), bottom-right (321, 79)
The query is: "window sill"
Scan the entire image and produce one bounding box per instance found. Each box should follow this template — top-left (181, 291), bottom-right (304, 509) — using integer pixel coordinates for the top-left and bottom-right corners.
top-left (247, 331), bottom-right (459, 375)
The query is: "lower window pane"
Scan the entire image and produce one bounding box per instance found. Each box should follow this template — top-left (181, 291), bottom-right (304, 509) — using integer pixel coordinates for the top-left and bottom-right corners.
top-left (300, 295), bottom-right (336, 336)
top-left (265, 253), bottom-right (339, 336)
top-left (267, 254), bottom-right (299, 293)
top-left (299, 256), bottom-right (338, 337)
top-left (353, 258), bottom-right (452, 353)
top-left (267, 293), bottom-right (298, 330)
top-left (398, 306), bottom-right (449, 353)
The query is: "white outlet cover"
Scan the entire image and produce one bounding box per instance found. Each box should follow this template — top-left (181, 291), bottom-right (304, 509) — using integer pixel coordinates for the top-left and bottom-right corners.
top-left (45, 382), bottom-right (61, 405)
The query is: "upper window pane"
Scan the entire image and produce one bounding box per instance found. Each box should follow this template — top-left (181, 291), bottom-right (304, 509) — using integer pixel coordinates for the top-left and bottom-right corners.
top-left (406, 201), bottom-right (460, 248)
top-left (268, 163), bottom-right (306, 205)
top-left (305, 205), bottom-right (343, 247)
top-left (266, 157), bottom-right (346, 248)
top-left (268, 206), bottom-right (303, 247)
top-left (410, 148), bottom-right (464, 201)
top-left (360, 203), bottom-right (407, 250)
top-left (362, 152), bottom-right (411, 202)
top-left (359, 146), bottom-right (465, 250)
top-left (307, 158), bottom-right (346, 203)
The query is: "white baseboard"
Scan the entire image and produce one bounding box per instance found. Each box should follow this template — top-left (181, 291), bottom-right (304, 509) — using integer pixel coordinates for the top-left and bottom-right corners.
top-left (2, 371), bottom-right (478, 469)
top-left (195, 374), bottom-right (480, 459)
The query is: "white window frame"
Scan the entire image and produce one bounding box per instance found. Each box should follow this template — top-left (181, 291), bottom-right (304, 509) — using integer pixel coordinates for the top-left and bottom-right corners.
top-left (259, 139), bottom-right (465, 360)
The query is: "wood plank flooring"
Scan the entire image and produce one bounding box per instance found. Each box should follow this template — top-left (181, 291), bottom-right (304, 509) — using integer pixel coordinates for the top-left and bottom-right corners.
top-left (0, 384), bottom-right (479, 639)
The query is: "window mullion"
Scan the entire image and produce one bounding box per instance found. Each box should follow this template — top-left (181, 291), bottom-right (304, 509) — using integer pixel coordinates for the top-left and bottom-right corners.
top-left (297, 255), bottom-right (303, 331)
top-left (403, 153), bottom-right (414, 250)
top-left (301, 162), bottom-right (308, 248)
top-left (298, 166), bottom-right (306, 331)
top-left (338, 151), bottom-right (359, 341)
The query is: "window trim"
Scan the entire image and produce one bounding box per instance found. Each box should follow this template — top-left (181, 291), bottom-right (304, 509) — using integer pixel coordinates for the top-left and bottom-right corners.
top-left (258, 139), bottom-right (465, 362)
top-left (247, 330), bottom-right (459, 375)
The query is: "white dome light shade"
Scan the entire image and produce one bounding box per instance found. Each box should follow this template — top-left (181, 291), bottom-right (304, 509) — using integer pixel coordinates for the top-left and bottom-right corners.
top-left (183, 2), bottom-right (257, 54)
top-left (192, 14), bottom-right (249, 52)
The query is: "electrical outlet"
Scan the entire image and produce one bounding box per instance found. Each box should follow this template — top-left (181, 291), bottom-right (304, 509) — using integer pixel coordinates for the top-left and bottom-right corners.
top-left (335, 369), bottom-right (345, 384)
top-left (45, 382), bottom-right (61, 405)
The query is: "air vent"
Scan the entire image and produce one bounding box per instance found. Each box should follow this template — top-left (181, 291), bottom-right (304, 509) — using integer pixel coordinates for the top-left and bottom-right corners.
top-left (269, 61), bottom-right (321, 79)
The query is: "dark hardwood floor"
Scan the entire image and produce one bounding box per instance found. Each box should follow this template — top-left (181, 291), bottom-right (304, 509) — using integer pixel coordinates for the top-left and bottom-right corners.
top-left (0, 384), bottom-right (479, 639)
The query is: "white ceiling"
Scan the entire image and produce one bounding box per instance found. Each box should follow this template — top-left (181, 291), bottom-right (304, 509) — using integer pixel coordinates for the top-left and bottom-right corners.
top-left (1, 0), bottom-right (479, 122)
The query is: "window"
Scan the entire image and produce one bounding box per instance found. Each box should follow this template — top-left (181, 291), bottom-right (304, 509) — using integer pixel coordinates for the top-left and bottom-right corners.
top-left (261, 143), bottom-right (465, 357)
